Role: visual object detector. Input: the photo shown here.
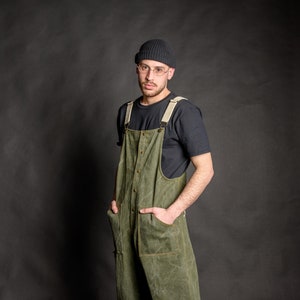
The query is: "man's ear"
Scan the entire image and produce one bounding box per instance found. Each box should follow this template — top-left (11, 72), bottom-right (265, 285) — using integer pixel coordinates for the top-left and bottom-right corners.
top-left (168, 68), bottom-right (175, 80)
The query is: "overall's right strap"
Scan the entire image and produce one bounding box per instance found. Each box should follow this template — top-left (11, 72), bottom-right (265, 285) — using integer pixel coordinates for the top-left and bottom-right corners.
top-left (124, 101), bottom-right (134, 127)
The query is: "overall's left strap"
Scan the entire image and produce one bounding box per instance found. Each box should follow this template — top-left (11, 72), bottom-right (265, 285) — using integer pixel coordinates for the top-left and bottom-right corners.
top-left (160, 96), bottom-right (187, 127)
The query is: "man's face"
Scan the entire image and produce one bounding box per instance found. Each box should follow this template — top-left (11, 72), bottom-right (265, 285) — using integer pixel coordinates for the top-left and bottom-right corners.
top-left (136, 60), bottom-right (175, 98)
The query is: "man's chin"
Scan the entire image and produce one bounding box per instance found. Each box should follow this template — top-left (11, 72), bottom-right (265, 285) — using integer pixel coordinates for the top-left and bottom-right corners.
top-left (142, 90), bottom-right (157, 97)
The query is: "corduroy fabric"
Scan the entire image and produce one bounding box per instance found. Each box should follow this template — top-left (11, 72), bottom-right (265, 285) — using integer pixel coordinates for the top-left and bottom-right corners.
top-left (134, 39), bottom-right (176, 68)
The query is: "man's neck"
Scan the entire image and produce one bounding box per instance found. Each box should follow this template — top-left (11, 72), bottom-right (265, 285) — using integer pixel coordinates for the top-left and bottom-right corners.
top-left (141, 90), bottom-right (171, 106)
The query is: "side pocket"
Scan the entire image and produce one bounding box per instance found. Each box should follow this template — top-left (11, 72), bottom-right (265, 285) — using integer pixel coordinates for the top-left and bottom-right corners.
top-left (107, 210), bottom-right (122, 253)
top-left (138, 214), bottom-right (179, 256)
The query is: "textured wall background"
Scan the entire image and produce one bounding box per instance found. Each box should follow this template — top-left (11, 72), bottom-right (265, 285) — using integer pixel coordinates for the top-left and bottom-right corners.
top-left (0, 0), bottom-right (298, 299)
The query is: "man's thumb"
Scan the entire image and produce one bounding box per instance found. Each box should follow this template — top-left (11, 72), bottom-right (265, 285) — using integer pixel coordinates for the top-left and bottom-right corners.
top-left (140, 208), bottom-right (152, 214)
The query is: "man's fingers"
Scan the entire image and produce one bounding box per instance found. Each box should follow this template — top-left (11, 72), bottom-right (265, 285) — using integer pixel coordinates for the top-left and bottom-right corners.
top-left (111, 200), bottom-right (118, 214)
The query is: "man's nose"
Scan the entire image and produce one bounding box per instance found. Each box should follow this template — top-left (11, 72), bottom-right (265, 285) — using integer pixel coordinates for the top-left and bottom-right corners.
top-left (146, 69), bottom-right (154, 80)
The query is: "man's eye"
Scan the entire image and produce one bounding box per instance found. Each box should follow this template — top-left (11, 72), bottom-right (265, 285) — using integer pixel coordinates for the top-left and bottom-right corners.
top-left (155, 68), bottom-right (164, 73)
top-left (141, 65), bottom-right (148, 71)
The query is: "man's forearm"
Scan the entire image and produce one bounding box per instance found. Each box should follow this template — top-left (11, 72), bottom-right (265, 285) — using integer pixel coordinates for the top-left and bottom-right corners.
top-left (167, 152), bottom-right (214, 220)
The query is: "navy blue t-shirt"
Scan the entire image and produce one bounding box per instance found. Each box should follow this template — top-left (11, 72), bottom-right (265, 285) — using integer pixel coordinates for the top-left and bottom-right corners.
top-left (117, 92), bottom-right (211, 178)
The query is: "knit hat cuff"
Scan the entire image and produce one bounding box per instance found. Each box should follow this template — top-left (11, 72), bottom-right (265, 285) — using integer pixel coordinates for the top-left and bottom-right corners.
top-left (134, 39), bottom-right (176, 68)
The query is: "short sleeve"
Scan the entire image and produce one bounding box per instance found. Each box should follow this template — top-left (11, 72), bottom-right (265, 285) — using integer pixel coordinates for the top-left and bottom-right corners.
top-left (175, 101), bottom-right (210, 157)
top-left (116, 104), bottom-right (127, 146)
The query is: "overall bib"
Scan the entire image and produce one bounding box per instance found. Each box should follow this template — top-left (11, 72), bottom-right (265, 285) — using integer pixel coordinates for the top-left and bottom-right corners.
top-left (108, 97), bottom-right (201, 300)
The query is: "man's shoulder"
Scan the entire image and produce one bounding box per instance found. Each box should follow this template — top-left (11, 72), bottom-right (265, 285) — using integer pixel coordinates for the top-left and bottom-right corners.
top-left (174, 96), bottom-right (201, 110)
top-left (118, 97), bottom-right (140, 112)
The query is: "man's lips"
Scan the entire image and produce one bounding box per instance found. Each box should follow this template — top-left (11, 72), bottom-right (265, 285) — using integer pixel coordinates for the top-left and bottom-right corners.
top-left (143, 82), bottom-right (156, 89)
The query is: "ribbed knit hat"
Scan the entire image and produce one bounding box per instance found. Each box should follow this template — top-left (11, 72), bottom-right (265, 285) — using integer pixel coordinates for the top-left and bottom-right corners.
top-left (134, 39), bottom-right (176, 68)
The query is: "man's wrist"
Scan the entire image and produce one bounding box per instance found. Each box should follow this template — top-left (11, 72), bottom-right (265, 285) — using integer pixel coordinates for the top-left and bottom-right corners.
top-left (167, 202), bottom-right (184, 220)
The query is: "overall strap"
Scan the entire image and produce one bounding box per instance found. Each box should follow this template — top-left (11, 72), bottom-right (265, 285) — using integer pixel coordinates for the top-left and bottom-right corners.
top-left (124, 101), bottom-right (134, 127)
top-left (124, 96), bottom-right (187, 128)
top-left (160, 96), bottom-right (186, 127)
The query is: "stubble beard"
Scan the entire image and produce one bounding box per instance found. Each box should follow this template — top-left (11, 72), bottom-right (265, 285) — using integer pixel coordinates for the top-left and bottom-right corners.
top-left (139, 81), bottom-right (166, 98)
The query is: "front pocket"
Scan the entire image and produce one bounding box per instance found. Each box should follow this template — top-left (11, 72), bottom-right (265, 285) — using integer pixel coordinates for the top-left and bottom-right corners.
top-left (107, 209), bottom-right (122, 253)
top-left (138, 214), bottom-right (179, 256)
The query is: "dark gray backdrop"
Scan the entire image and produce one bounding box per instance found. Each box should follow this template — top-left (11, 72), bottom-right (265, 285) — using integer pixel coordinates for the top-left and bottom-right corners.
top-left (0, 0), bottom-right (298, 299)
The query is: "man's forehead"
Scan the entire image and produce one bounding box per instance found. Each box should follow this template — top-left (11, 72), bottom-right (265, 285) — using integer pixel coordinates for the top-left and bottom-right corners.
top-left (139, 59), bottom-right (169, 67)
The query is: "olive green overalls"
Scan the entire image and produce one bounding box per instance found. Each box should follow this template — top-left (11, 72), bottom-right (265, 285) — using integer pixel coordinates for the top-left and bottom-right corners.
top-left (108, 97), bottom-right (201, 300)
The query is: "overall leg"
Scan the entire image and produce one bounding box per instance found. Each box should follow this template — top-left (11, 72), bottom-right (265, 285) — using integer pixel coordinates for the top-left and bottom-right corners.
top-left (139, 214), bottom-right (201, 300)
top-left (115, 251), bottom-right (152, 300)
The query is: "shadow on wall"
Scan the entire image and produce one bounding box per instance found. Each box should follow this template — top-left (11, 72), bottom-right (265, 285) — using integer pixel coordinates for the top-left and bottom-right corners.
top-left (58, 127), bottom-right (114, 300)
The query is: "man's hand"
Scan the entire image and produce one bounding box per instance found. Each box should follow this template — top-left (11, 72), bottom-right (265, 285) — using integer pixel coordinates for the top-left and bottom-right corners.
top-left (110, 200), bottom-right (119, 214)
top-left (139, 207), bottom-right (177, 225)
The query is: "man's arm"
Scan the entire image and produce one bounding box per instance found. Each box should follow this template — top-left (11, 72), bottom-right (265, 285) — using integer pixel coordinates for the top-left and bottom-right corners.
top-left (140, 152), bottom-right (214, 224)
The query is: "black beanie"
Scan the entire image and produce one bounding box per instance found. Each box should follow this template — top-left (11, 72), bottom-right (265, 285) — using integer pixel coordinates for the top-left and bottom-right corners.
top-left (134, 39), bottom-right (176, 68)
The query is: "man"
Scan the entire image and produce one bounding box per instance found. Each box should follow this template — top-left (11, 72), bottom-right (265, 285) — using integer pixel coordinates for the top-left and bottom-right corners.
top-left (108, 39), bottom-right (214, 300)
